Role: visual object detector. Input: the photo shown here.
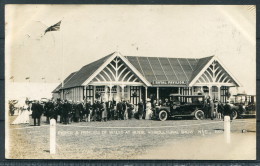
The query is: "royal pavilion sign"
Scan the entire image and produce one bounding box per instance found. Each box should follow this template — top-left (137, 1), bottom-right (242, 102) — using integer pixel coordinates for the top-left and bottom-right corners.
top-left (152, 80), bottom-right (187, 85)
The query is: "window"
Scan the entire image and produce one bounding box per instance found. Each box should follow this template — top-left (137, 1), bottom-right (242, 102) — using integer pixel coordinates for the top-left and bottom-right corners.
top-left (220, 86), bottom-right (229, 103)
top-left (119, 86), bottom-right (128, 92)
top-left (108, 86), bottom-right (117, 93)
top-left (96, 86), bottom-right (105, 92)
top-left (86, 85), bottom-right (94, 104)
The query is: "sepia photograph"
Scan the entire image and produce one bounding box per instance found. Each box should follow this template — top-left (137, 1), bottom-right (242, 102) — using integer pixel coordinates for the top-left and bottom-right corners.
top-left (5, 5), bottom-right (256, 160)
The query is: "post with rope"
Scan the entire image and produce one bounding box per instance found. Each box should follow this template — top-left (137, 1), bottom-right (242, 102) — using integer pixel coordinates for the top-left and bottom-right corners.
top-left (224, 116), bottom-right (231, 144)
top-left (50, 119), bottom-right (56, 154)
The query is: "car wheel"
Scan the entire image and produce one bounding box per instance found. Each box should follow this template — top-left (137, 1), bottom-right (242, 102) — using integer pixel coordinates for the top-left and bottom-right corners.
top-left (232, 109), bottom-right (238, 120)
top-left (159, 110), bottom-right (168, 121)
top-left (195, 110), bottom-right (204, 120)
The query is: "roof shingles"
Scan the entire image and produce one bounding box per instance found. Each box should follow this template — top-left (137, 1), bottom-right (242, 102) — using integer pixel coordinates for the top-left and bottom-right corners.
top-left (61, 53), bottom-right (114, 89)
top-left (53, 53), bottom-right (215, 92)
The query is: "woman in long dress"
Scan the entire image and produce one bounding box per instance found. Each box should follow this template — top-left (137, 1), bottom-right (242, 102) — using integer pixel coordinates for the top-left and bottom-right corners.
top-left (11, 101), bottom-right (31, 125)
top-left (145, 98), bottom-right (152, 120)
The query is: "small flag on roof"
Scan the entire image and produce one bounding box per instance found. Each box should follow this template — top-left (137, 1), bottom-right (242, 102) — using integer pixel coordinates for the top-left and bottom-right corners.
top-left (44, 20), bottom-right (61, 35)
top-left (25, 77), bottom-right (30, 80)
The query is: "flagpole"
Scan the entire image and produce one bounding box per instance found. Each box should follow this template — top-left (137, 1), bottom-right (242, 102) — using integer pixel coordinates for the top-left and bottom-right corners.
top-left (61, 25), bottom-right (64, 88)
top-left (43, 20), bottom-right (63, 99)
top-left (61, 19), bottom-right (65, 100)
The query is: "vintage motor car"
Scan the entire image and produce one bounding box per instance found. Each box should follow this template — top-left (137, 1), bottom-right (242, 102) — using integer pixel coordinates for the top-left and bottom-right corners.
top-left (155, 94), bottom-right (205, 121)
top-left (230, 94), bottom-right (256, 119)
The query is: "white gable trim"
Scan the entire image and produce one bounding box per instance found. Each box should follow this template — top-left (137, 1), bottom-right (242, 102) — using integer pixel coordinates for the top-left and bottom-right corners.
top-left (188, 57), bottom-right (215, 86)
top-left (82, 52), bottom-right (118, 86)
top-left (189, 56), bottom-right (241, 87)
top-left (118, 52), bottom-right (152, 86)
top-left (82, 52), bottom-right (151, 86)
top-left (214, 56), bottom-right (242, 87)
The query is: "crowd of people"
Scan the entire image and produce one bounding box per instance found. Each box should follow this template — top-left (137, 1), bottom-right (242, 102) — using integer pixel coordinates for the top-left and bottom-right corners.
top-left (9, 96), bottom-right (238, 126)
top-left (42, 98), bottom-right (150, 125)
top-left (203, 97), bottom-right (235, 121)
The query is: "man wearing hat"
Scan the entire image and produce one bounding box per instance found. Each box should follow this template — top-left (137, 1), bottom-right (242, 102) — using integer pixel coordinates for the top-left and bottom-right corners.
top-left (137, 99), bottom-right (144, 120)
top-left (84, 99), bottom-right (92, 122)
top-left (116, 100), bottom-right (124, 120)
top-left (74, 101), bottom-right (83, 122)
top-left (223, 100), bottom-right (233, 120)
top-left (62, 100), bottom-right (71, 124)
top-left (31, 100), bottom-right (44, 126)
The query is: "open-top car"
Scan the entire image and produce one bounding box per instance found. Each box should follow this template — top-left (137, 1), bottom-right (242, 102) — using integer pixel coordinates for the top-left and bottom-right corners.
top-left (155, 94), bottom-right (205, 121)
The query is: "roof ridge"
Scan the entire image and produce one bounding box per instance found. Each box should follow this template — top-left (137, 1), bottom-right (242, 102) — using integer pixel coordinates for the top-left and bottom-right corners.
top-left (80, 52), bottom-right (116, 69)
top-left (124, 55), bottom-right (213, 59)
top-left (61, 52), bottom-right (116, 89)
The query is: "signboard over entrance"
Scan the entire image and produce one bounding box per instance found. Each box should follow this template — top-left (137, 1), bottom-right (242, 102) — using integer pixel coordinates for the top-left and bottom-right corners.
top-left (152, 80), bottom-right (187, 85)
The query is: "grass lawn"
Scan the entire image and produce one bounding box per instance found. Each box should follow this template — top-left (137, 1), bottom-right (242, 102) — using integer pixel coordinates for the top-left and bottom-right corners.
top-left (6, 115), bottom-right (256, 159)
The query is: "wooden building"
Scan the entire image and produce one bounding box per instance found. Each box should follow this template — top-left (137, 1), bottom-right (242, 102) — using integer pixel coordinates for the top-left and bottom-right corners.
top-left (52, 52), bottom-right (241, 104)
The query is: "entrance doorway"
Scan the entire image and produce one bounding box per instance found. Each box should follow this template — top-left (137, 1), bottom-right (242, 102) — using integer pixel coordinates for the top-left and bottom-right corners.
top-left (147, 87), bottom-right (157, 101)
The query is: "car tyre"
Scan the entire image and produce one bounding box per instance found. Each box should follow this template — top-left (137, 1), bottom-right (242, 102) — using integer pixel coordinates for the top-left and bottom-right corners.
top-left (159, 110), bottom-right (168, 121)
top-left (195, 110), bottom-right (204, 120)
top-left (232, 109), bottom-right (238, 120)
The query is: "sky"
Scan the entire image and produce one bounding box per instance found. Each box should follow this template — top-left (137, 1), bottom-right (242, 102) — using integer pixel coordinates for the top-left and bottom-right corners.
top-left (5, 5), bottom-right (256, 95)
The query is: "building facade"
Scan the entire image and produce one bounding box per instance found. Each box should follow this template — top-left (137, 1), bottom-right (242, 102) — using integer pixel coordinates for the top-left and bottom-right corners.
top-left (52, 52), bottom-right (241, 105)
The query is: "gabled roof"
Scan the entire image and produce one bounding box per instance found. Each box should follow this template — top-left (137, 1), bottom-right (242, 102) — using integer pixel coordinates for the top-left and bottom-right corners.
top-left (188, 56), bottom-right (241, 87)
top-left (52, 52), bottom-right (240, 93)
top-left (62, 53), bottom-right (115, 89)
top-left (188, 56), bottom-right (214, 84)
top-left (52, 72), bottom-right (77, 93)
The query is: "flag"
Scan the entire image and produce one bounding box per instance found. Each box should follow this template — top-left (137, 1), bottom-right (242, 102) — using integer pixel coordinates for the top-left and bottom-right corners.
top-left (10, 76), bottom-right (14, 79)
top-left (25, 77), bottom-right (30, 80)
top-left (42, 77), bottom-right (45, 80)
top-left (44, 21), bottom-right (61, 34)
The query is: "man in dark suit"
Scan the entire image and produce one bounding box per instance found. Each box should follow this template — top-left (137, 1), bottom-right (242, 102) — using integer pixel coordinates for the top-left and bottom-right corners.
top-left (47, 100), bottom-right (56, 122)
top-left (62, 100), bottom-right (71, 124)
top-left (223, 101), bottom-right (233, 120)
top-left (44, 100), bottom-right (51, 123)
top-left (92, 100), bottom-right (98, 121)
top-left (117, 100), bottom-right (124, 120)
top-left (84, 100), bottom-right (92, 122)
top-left (106, 99), bottom-right (114, 120)
top-left (122, 100), bottom-right (128, 120)
top-left (75, 101), bottom-right (84, 122)
top-left (31, 100), bottom-right (44, 126)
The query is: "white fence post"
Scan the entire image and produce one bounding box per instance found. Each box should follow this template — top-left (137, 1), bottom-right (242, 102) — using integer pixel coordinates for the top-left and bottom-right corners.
top-left (224, 116), bottom-right (231, 144)
top-left (50, 119), bottom-right (56, 154)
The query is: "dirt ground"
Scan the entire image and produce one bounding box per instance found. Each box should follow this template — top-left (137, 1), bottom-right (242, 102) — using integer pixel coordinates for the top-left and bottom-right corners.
top-left (6, 116), bottom-right (256, 160)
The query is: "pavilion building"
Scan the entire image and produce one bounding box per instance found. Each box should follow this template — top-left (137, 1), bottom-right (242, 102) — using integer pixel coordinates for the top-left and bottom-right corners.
top-left (52, 52), bottom-right (241, 105)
